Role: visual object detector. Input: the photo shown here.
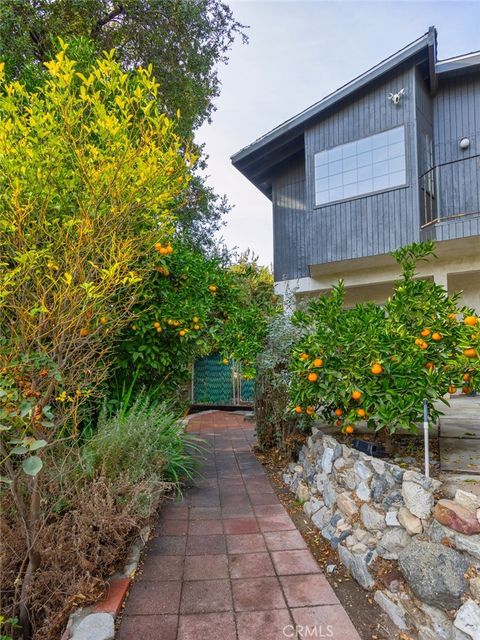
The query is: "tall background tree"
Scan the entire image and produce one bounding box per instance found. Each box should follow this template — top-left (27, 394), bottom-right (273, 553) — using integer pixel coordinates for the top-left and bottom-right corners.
top-left (0, 0), bottom-right (247, 249)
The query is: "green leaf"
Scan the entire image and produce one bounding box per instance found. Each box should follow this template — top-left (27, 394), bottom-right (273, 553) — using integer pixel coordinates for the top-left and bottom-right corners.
top-left (22, 456), bottom-right (43, 476)
top-left (11, 445), bottom-right (28, 455)
top-left (29, 439), bottom-right (47, 451)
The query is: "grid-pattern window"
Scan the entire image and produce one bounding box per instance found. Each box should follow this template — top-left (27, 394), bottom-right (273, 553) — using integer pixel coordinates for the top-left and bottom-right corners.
top-left (314, 126), bottom-right (406, 206)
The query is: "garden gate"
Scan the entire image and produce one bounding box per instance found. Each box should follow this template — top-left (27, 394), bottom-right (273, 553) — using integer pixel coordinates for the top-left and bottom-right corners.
top-left (192, 355), bottom-right (254, 406)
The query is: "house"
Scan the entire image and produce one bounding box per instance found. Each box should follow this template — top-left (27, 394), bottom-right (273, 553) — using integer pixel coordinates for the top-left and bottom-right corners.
top-left (231, 28), bottom-right (480, 311)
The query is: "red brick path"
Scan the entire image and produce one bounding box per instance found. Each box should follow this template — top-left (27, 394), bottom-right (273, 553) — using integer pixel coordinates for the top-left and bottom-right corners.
top-left (117, 411), bottom-right (360, 640)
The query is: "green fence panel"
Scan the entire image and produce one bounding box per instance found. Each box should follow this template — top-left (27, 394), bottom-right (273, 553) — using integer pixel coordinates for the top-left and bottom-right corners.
top-left (241, 378), bottom-right (255, 403)
top-left (193, 355), bottom-right (233, 405)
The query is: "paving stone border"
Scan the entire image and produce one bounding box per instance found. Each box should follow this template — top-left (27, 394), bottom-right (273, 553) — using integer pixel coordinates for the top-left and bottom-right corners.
top-left (60, 525), bottom-right (151, 640)
top-left (283, 426), bottom-right (480, 640)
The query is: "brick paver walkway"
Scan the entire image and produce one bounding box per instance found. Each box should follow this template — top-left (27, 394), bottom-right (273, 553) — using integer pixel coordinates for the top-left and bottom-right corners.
top-left (117, 411), bottom-right (361, 640)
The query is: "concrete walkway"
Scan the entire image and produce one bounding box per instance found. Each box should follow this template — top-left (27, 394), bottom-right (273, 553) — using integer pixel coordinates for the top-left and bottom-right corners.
top-left (117, 411), bottom-right (360, 640)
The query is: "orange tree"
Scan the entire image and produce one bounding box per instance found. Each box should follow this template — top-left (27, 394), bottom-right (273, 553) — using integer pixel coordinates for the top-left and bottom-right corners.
top-left (0, 44), bottom-right (191, 634)
top-left (289, 242), bottom-right (479, 434)
top-left (113, 246), bottom-right (280, 389)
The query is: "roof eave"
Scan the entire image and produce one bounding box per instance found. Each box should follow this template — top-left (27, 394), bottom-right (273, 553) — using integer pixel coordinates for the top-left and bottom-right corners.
top-left (231, 29), bottom-right (435, 168)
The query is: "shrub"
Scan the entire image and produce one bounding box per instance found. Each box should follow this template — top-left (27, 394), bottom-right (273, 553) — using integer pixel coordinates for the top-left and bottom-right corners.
top-left (255, 300), bottom-right (304, 453)
top-left (0, 42), bottom-right (191, 636)
top-left (113, 246), bottom-right (280, 389)
top-left (83, 393), bottom-right (202, 485)
top-left (289, 242), bottom-right (479, 435)
top-left (1, 397), bottom-right (199, 639)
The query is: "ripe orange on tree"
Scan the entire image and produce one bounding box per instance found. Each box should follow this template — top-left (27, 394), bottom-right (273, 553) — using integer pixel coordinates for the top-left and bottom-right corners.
top-left (370, 363), bottom-right (383, 375)
top-left (335, 419), bottom-right (342, 427)
top-left (194, 324), bottom-right (200, 330)
top-left (464, 316), bottom-right (478, 326)
top-left (351, 390), bottom-right (362, 401)
top-left (193, 316), bottom-right (200, 323)
top-left (425, 362), bottom-right (435, 371)
top-left (294, 406), bottom-right (303, 414)
top-left (313, 358), bottom-right (323, 367)
top-left (448, 385), bottom-right (457, 394)
top-left (308, 372), bottom-right (318, 382)
top-left (179, 329), bottom-right (186, 337)
top-left (420, 328), bottom-right (431, 337)
top-left (299, 353), bottom-right (309, 361)
top-left (306, 406), bottom-right (315, 416)
top-left (334, 408), bottom-right (343, 417)
top-left (79, 327), bottom-right (89, 337)
top-left (432, 332), bottom-right (442, 342)
top-left (345, 425), bottom-right (354, 434)
top-left (463, 386), bottom-right (473, 394)
top-left (208, 284), bottom-right (217, 293)
top-left (223, 358), bottom-right (229, 365)
top-left (356, 408), bottom-right (366, 418)
top-left (464, 348), bottom-right (478, 359)
top-left (463, 373), bottom-right (471, 381)
top-left (100, 316), bottom-right (108, 325)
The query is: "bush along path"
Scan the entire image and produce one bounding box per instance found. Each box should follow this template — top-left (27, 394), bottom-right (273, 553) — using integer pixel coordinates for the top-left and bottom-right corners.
top-left (116, 411), bottom-right (361, 640)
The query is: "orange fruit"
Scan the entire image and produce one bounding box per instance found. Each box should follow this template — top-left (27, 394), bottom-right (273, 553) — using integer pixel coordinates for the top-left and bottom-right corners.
top-left (179, 329), bottom-right (186, 337)
top-left (335, 419), bottom-right (342, 427)
top-left (193, 316), bottom-right (200, 323)
top-left (462, 386), bottom-right (472, 394)
top-left (313, 358), bottom-right (323, 367)
top-left (154, 242), bottom-right (162, 251)
top-left (351, 390), bottom-right (362, 401)
top-left (131, 324), bottom-right (137, 331)
top-left (159, 247), bottom-right (169, 256)
top-left (464, 348), bottom-right (478, 359)
top-left (425, 362), bottom-right (435, 370)
top-left (432, 332), bottom-right (442, 342)
top-left (208, 284), bottom-right (217, 292)
top-left (299, 353), bottom-right (309, 361)
top-left (464, 316), bottom-right (478, 326)
top-left (463, 373), bottom-right (471, 382)
top-left (100, 316), bottom-right (108, 325)
top-left (166, 245), bottom-right (174, 255)
top-left (421, 328), bottom-right (431, 337)
top-left (334, 408), bottom-right (343, 417)
top-left (448, 385), bottom-right (457, 394)
top-left (356, 408), bottom-right (366, 418)
top-left (153, 321), bottom-right (160, 328)
top-left (194, 324), bottom-right (200, 330)
top-left (306, 406), bottom-right (315, 416)
top-left (415, 338), bottom-right (424, 347)
top-left (80, 328), bottom-right (89, 337)
top-left (370, 363), bottom-right (383, 375)
top-left (448, 313), bottom-right (457, 320)
top-left (345, 425), bottom-right (354, 434)
top-left (223, 358), bottom-right (229, 365)
top-left (308, 372), bottom-right (318, 382)
top-left (294, 406), bottom-right (302, 414)
top-left (419, 340), bottom-right (428, 350)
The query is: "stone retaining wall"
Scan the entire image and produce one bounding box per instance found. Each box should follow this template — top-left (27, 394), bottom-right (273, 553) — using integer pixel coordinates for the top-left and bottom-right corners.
top-left (283, 427), bottom-right (480, 640)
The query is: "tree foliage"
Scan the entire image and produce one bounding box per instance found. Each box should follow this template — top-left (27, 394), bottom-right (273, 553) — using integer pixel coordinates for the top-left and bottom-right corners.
top-left (0, 45), bottom-right (191, 635)
top-left (114, 245), bottom-right (280, 388)
top-left (0, 0), bottom-right (247, 250)
top-left (289, 242), bottom-right (480, 434)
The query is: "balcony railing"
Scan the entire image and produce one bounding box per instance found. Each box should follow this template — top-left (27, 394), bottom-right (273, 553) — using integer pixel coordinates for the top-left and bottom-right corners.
top-left (420, 156), bottom-right (480, 228)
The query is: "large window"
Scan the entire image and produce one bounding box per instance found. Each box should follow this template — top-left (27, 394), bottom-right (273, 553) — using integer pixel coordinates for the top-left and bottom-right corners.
top-left (314, 126), bottom-right (406, 206)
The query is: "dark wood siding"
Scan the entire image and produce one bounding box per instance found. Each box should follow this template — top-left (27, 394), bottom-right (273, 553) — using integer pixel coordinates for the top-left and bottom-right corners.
top-left (271, 67), bottom-right (480, 282)
top-left (272, 155), bottom-right (308, 281)
top-left (432, 75), bottom-right (480, 220)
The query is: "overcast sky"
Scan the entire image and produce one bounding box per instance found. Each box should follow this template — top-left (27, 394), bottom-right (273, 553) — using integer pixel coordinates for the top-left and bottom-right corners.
top-left (196, 1), bottom-right (480, 267)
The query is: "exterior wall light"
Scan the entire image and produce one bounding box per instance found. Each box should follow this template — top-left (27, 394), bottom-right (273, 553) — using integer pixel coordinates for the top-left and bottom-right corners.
top-left (459, 137), bottom-right (470, 150)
